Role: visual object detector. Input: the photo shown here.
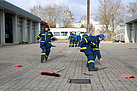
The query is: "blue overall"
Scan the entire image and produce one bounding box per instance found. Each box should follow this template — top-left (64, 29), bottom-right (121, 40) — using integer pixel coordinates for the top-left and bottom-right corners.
top-left (77, 35), bottom-right (81, 45)
top-left (74, 34), bottom-right (78, 47)
top-left (82, 34), bottom-right (88, 39)
top-left (68, 33), bottom-right (75, 47)
top-left (78, 36), bottom-right (101, 68)
top-left (36, 30), bottom-right (55, 60)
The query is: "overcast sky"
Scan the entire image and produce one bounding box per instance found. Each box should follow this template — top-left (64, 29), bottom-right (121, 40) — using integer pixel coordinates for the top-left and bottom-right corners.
top-left (5, 0), bottom-right (137, 22)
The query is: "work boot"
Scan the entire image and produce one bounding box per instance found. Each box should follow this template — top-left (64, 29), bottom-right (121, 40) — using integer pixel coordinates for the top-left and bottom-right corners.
top-left (88, 67), bottom-right (98, 71)
top-left (41, 59), bottom-right (44, 63)
top-left (45, 57), bottom-right (48, 61)
top-left (86, 65), bottom-right (89, 68)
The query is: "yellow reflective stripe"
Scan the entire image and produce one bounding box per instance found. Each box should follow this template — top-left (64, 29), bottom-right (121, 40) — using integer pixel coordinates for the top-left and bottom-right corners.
top-left (91, 41), bottom-right (96, 46)
top-left (41, 34), bottom-right (45, 36)
top-left (84, 38), bottom-right (88, 43)
top-left (41, 53), bottom-right (48, 57)
top-left (47, 33), bottom-right (51, 35)
top-left (88, 60), bottom-right (94, 63)
top-left (48, 42), bottom-right (51, 44)
top-left (94, 48), bottom-right (99, 50)
top-left (50, 37), bottom-right (53, 39)
top-left (41, 53), bottom-right (46, 55)
top-left (80, 47), bottom-right (87, 50)
top-left (38, 36), bottom-right (41, 38)
top-left (41, 41), bottom-right (45, 42)
top-left (92, 43), bottom-right (96, 45)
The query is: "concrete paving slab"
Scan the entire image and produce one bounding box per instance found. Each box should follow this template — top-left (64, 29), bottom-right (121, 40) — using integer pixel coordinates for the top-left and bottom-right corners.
top-left (0, 40), bottom-right (137, 91)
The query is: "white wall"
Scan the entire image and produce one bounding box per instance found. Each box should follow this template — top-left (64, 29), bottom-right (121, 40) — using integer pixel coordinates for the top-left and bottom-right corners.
top-left (50, 28), bottom-right (86, 39)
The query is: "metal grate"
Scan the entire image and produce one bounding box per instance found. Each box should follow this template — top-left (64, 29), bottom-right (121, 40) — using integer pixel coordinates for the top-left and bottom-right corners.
top-left (129, 48), bottom-right (137, 49)
top-left (69, 79), bottom-right (91, 84)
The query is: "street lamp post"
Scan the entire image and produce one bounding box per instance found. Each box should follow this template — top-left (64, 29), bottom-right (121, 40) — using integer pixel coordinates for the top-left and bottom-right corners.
top-left (87, 0), bottom-right (90, 34)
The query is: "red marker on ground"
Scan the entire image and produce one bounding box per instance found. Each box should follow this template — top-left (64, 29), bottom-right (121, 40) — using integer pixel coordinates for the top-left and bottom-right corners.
top-left (120, 74), bottom-right (134, 79)
top-left (14, 65), bottom-right (22, 67)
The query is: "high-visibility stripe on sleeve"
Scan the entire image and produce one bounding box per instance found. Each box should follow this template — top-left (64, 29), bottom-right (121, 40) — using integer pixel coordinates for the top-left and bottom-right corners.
top-left (50, 37), bottom-right (53, 39)
top-left (91, 41), bottom-right (96, 46)
top-left (40, 41), bottom-right (45, 42)
top-left (38, 36), bottom-right (41, 38)
top-left (84, 38), bottom-right (88, 43)
top-left (94, 48), bottom-right (99, 50)
top-left (48, 42), bottom-right (51, 44)
top-left (88, 60), bottom-right (94, 63)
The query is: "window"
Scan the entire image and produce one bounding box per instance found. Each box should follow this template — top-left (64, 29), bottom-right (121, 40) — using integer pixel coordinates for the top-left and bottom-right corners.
top-left (61, 32), bottom-right (68, 36)
top-left (54, 32), bottom-right (60, 36)
top-left (81, 32), bottom-right (84, 34)
top-left (120, 25), bottom-right (125, 27)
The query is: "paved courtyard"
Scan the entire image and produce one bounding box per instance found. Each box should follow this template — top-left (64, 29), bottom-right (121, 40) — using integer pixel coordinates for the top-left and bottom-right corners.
top-left (0, 40), bottom-right (137, 91)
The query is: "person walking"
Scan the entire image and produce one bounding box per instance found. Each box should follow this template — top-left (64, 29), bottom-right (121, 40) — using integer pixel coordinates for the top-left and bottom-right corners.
top-left (74, 32), bottom-right (78, 47)
top-left (68, 32), bottom-right (75, 47)
top-left (78, 34), bottom-right (105, 71)
top-left (36, 24), bottom-right (55, 63)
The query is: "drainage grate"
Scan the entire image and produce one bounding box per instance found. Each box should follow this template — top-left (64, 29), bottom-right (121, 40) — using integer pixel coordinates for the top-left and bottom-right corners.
top-left (69, 79), bottom-right (91, 84)
top-left (129, 48), bottom-right (137, 49)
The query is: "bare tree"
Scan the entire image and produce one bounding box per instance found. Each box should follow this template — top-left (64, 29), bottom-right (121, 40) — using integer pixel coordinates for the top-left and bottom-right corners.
top-left (44, 4), bottom-right (59, 27)
top-left (96, 0), bottom-right (112, 39)
top-left (30, 5), bottom-right (43, 19)
top-left (96, 0), bottom-right (125, 39)
top-left (61, 6), bottom-right (75, 28)
top-left (127, 1), bottom-right (137, 16)
top-left (110, 0), bottom-right (125, 39)
top-left (89, 23), bottom-right (94, 34)
top-left (80, 15), bottom-right (87, 27)
top-left (30, 4), bottom-right (74, 28)
top-left (81, 15), bottom-right (87, 21)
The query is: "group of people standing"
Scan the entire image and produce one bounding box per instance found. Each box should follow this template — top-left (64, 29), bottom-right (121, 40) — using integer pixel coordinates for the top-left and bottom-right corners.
top-left (36, 24), bottom-right (105, 71)
top-left (68, 32), bottom-right (88, 47)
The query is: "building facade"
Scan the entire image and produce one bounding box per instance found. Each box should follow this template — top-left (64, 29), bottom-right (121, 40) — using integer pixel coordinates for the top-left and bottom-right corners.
top-left (125, 14), bottom-right (137, 43)
top-left (0, 0), bottom-right (41, 45)
top-left (50, 28), bottom-right (86, 39)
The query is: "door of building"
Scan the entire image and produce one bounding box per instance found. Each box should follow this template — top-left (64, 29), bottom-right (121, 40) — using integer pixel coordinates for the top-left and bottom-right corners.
top-left (5, 13), bottom-right (13, 43)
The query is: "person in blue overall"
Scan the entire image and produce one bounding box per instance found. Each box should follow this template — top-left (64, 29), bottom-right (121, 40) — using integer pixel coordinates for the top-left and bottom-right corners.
top-left (82, 32), bottom-right (88, 39)
top-left (78, 34), bottom-right (105, 71)
top-left (74, 32), bottom-right (78, 47)
top-left (68, 32), bottom-right (75, 47)
top-left (77, 33), bottom-right (81, 45)
top-left (36, 24), bottom-right (55, 63)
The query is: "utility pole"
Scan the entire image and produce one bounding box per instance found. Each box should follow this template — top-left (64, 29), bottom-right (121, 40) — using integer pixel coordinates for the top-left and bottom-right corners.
top-left (87, 0), bottom-right (90, 34)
